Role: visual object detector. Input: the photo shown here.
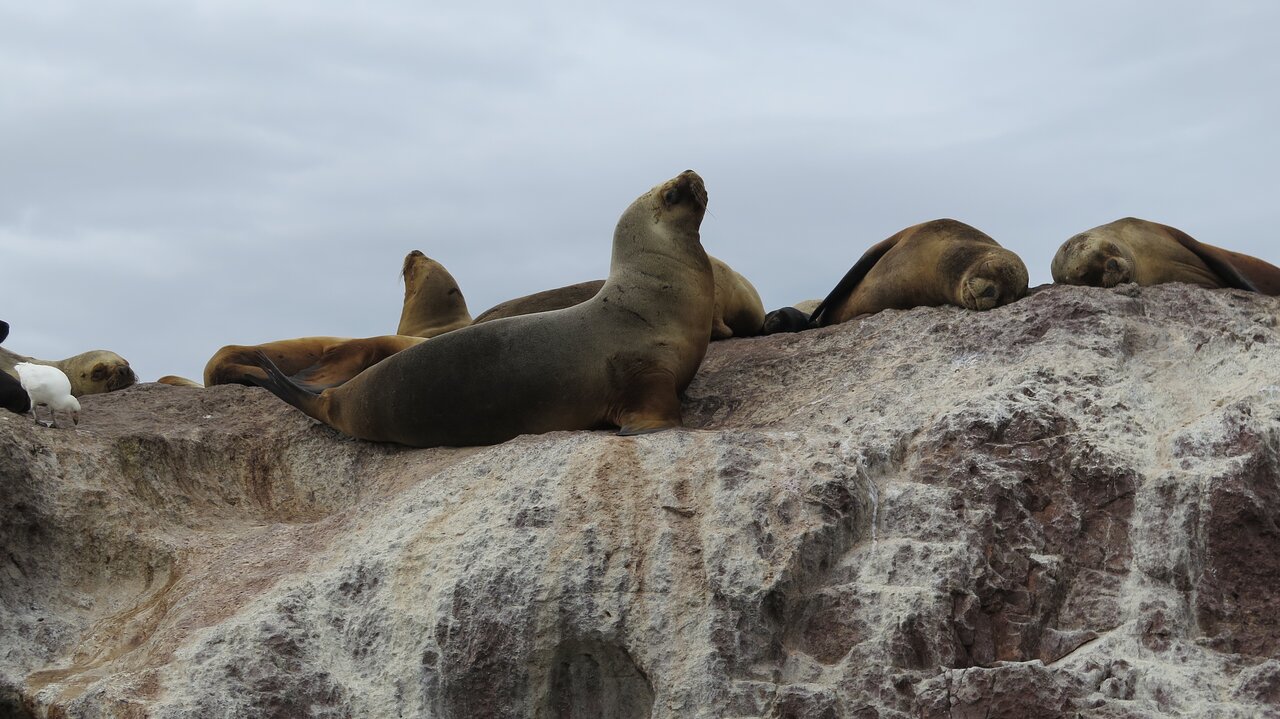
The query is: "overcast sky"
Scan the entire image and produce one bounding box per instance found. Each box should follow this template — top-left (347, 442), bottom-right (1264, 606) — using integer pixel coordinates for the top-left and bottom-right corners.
top-left (2, 1), bottom-right (1278, 383)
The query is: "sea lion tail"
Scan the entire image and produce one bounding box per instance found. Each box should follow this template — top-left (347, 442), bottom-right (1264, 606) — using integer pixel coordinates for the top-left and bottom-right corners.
top-left (246, 350), bottom-right (327, 420)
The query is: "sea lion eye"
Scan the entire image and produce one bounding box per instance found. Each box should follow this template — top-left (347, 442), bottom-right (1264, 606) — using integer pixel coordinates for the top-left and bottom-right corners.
top-left (663, 188), bottom-right (680, 205)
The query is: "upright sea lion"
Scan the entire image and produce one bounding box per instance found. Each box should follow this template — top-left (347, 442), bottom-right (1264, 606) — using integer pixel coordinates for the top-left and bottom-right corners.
top-left (245, 170), bottom-right (714, 447)
top-left (1051, 218), bottom-right (1280, 295)
top-left (397, 250), bottom-right (473, 337)
top-left (199, 251), bottom-right (469, 388)
top-left (472, 255), bottom-right (765, 339)
top-left (0, 347), bottom-right (136, 397)
top-left (809, 219), bottom-right (1029, 326)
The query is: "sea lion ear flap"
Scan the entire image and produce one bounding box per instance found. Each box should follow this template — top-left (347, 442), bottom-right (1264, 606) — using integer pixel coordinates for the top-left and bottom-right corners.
top-left (808, 234), bottom-right (902, 326)
top-left (1163, 224), bottom-right (1259, 292)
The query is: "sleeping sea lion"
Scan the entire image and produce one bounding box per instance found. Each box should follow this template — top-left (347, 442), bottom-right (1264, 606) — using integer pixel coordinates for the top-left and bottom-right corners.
top-left (472, 255), bottom-right (765, 339)
top-left (245, 169), bottom-right (714, 447)
top-left (761, 307), bottom-right (813, 335)
top-left (809, 219), bottom-right (1029, 326)
top-left (0, 347), bottom-right (136, 397)
top-left (198, 251), bottom-right (469, 388)
top-left (1051, 217), bottom-right (1280, 295)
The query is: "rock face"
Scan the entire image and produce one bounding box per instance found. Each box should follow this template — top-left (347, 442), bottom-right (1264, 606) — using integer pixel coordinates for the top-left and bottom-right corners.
top-left (2, 283), bottom-right (1280, 718)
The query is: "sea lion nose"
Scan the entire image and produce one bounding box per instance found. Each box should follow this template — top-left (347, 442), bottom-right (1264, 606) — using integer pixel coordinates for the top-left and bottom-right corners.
top-left (980, 285), bottom-right (997, 299)
top-left (1105, 258), bottom-right (1122, 272)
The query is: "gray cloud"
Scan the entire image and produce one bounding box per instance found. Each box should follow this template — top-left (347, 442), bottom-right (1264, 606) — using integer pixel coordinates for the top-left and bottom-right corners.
top-left (2, 1), bottom-right (1277, 382)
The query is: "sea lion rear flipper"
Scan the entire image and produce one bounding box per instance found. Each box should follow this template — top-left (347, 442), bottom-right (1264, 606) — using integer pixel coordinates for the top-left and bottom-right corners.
top-left (1163, 224), bottom-right (1259, 292)
top-left (614, 368), bottom-right (683, 436)
top-left (808, 235), bottom-right (900, 326)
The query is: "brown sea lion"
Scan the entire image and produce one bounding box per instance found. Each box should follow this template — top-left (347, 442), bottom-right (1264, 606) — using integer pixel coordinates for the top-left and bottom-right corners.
top-left (0, 347), bottom-right (136, 397)
top-left (472, 255), bottom-right (765, 339)
top-left (397, 250), bottom-right (473, 337)
top-left (200, 251), bottom-right (470, 388)
top-left (809, 219), bottom-right (1029, 326)
top-left (473, 281), bottom-right (605, 324)
top-left (156, 375), bottom-right (204, 388)
top-left (1051, 218), bottom-right (1280, 295)
top-left (244, 170), bottom-right (714, 447)
top-left (203, 335), bottom-right (425, 389)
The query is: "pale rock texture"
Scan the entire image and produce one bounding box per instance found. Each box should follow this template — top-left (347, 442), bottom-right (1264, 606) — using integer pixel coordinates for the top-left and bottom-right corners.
top-left (2, 283), bottom-right (1279, 718)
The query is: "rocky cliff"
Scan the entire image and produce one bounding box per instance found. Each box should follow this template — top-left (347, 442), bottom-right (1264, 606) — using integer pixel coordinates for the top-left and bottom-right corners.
top-left (2, 283), bottom-right (1279, 718)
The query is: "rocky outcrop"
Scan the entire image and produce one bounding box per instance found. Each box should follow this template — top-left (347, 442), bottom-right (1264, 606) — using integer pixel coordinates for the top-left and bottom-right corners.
top-left (2, 283), bottom-right (1279, 718)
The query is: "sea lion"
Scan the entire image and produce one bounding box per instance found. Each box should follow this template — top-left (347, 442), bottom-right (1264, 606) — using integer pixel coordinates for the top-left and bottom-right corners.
top-left (200, 251), bottom-right (469, 388)
top-left (809, 219), bottom-right (1029, 326)
top-left (245, 169), bottom-right (714, 447)
top-left (203, 335), bottom-right (425, 389)
top-left (1051, 218), bottom-right (1280, 295)
top-left (760, 299), bottom-right (824, 335)
top-left (473, 255), bottom-right (765, 339)
top-left (397, 250), bottom-right (473, 337)
top-left (761, 307), bottom-right (813, 335)
top-left (793, 299), bottom-right (822, 315)
top-left (473, 280), bottom-right (605, 324)
top-left (156, 375), bottom-right (204, 388)
top-left (0, 347), bottom-right (136, 397)
top-left (0, 321), bottom-right (30, 416)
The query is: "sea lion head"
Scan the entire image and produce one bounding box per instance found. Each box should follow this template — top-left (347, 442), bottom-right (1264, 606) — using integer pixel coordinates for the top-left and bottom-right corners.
top-left (397, 250), bottom-right (471, 337)
top-left (0, 320), bottom-right (8, 344)
top-left (65, 350), bottom-right (137, 396)
top-left (647, 170), bottom-right (708, 233)
top-left (957, 249), bottom-right (1030, 311)
top-left (1051, 232), bottom-right (1135, 288)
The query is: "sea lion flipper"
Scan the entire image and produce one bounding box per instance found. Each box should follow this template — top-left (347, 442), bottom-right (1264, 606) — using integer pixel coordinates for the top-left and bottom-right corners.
top-left (613, 368), bottom-right (683, 436)
top-left (710, 318), bottom-right (734, 341)
top-left (809, 235), bottom-right (900, 326)
top-left (1163, 224), bottom-right (1259, 292)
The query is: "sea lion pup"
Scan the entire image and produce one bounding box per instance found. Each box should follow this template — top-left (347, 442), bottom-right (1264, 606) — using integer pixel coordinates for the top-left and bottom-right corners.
top-left (396, 250), bottom-right (473, 336)
top-left (0, 320), bottom-right (8, 344)
top-left (760, 299), bottom-right (824, 335)
top-left (245, 169), bottom-right (714, 447)
top-left (761, 306), bottom-right (813, 335)
top-left (1051, 217), bottom-right (1280, 295)
top-left (472, 255), bottom-right (765, 339)
top-left (0, 347), bottom-right (136, 397)
top-left (808, 219), bottom-right (1029, 327)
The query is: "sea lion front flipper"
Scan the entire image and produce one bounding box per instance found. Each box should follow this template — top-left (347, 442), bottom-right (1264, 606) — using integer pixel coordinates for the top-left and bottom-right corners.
top-left (613, 368), bottom-right (682, 436)
top-left (1162, 224), bottom-right (1259, 292)
top-left (710, 317), bottom-right (734, 341)
top-left (808, 234), bottom-right (901, 326)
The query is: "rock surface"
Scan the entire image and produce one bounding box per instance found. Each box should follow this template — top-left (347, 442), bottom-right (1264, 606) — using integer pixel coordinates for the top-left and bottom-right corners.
top-left (2, 283), bottom-right (1280, 718)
